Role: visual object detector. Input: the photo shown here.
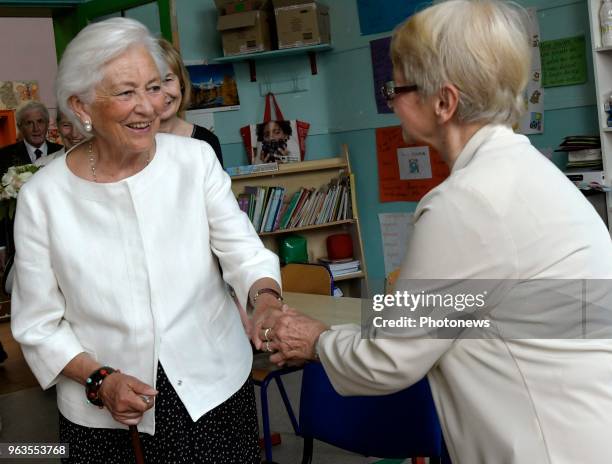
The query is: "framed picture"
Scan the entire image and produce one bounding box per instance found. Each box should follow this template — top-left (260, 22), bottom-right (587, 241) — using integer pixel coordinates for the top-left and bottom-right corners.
top-left (185, 63), bottom-right (240, 112)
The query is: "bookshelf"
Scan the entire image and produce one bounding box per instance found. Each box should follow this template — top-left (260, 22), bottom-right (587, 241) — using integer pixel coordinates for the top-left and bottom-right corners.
top-left (230, 145), bottom-right (368, 298)
top-left (587, 0), bottom-right (612, 233)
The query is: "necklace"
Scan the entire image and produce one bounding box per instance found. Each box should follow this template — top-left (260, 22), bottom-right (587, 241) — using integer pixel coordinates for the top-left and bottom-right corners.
top-left (87, 141), bottom-right (150, 183)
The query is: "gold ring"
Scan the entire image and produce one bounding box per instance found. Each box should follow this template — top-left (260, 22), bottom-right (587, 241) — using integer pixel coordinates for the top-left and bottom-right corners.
top-left (265, 341), bottom-right (272, 352)
top-left (264, 327), bottom-right (271, 341)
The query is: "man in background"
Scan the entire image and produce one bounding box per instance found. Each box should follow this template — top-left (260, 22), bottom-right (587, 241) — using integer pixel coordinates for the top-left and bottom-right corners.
top-left (0, 100), bottom-right (63, 174)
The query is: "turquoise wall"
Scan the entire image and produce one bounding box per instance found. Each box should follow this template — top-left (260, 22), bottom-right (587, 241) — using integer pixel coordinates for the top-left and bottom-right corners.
top-left (174, 0), bottom-right (597, 295)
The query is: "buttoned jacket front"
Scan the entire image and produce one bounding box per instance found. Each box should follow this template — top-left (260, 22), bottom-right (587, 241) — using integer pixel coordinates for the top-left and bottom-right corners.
top-left (11, 134), bottom-right (280, 434)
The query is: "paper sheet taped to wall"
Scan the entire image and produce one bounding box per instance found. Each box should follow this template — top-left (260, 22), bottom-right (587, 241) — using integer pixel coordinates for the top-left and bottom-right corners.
top-left (378, 212), bottom-right (414, 280)
top-left (376, 126), bottom-right (449, 202)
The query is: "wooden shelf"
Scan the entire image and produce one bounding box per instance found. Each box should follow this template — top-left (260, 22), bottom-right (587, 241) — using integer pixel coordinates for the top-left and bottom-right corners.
top-left (213, 44), bottom-right (332, 82)
top-left (230, 157), bottom-right (347, 181)
top-left (230, 144), bottom-right (368, 297)
top-left (259, 219), bottom-right (355, 237)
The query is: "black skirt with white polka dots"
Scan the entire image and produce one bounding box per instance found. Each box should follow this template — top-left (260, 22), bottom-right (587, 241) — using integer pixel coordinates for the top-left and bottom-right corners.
top-left (59, 363), bottom-right (260, 463)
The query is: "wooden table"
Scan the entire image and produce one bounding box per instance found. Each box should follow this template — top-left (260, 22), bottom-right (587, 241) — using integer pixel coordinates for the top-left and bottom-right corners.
top-left (283, 292), bottom-right (362, 326)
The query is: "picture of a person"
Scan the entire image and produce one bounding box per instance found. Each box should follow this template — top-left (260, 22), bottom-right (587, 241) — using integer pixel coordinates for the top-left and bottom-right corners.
top-left (255, 120), bottom-right (300, 164)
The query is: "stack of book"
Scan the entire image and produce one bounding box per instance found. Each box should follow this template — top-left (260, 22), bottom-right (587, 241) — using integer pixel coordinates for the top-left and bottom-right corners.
top-left (237, 186), bottom-right (286, 233)
top-left (318, 257), bottom-right (361, 278)
top-left (226, 162), bottom-right (279, 177)
top-left (556, 136), bottom-right (602, 169)
top-left (235, 173), bottom-right (353, 233)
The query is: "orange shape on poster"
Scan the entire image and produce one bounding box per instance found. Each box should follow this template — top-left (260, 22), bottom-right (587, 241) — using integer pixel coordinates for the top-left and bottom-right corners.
top-left (376, 126), bottom-right (449, 202)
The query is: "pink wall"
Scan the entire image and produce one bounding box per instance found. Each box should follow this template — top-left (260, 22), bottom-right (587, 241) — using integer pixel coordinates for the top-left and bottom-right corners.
top-left (0, 17), bottom-right (58, 112)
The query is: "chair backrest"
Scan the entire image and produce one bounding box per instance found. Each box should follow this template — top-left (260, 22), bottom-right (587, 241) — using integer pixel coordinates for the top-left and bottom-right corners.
top-left (281, 263), bottom-right (333, 295)
top-left (299, 362), bottom-right (442, 459)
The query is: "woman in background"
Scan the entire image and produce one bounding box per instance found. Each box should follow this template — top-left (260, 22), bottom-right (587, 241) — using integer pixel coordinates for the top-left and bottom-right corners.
top-left (157, 38), bottom-right (224, 167)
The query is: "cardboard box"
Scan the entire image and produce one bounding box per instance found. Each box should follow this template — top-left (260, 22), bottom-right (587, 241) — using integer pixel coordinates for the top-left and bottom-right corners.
top-left (273, 0), bottom-right (330, 49)
top-left (216, 0), bottom-right (274, 56)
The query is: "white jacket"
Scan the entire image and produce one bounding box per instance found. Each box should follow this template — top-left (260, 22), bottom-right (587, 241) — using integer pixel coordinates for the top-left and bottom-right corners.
top-left (318, 125), bottom-right (612, 463)
top-left (11, 134), bottom-right (280, 434)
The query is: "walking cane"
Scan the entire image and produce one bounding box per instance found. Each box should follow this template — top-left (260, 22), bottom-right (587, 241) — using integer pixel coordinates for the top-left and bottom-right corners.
top-left (129, 425), bottom-right (145, 464)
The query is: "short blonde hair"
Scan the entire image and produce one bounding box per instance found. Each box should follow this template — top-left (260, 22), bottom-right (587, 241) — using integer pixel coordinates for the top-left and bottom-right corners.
top-left (158, 38), bottom-right (192, 115)
top-left (391, 0), bottom-right (530, 126)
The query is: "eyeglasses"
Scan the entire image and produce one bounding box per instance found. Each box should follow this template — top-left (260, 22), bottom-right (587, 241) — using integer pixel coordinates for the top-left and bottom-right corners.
top-left (380, 81), bottom-right (418, 106)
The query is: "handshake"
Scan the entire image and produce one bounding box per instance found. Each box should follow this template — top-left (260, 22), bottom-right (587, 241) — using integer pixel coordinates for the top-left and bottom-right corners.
top-left (251, 303), bottom-right (329, 366)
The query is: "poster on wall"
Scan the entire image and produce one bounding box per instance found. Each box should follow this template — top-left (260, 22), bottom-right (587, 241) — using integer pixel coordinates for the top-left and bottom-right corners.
top-left (376, 126), bottom-right (449, 202)
top-left (370, 37), bottom-right (394, 114)
top-left (185, 63), bottom-right (240, 112)
top-left (518, 8), bottom-right (544, 135)
top-left (540, 35), bottom-right (587, 88)
top-left (0, 81), bottom-right (39, 110)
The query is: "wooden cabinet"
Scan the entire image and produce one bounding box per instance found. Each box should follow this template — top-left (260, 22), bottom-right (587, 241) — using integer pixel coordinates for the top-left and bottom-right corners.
top-left (230, 144), bottom-right (368, 297)
top-left (587, 0), bottom-right (612, 232)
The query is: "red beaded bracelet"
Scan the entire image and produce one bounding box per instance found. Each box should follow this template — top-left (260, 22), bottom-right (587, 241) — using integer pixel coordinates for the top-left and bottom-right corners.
top-left (85, 366), bottom-right (118, 408)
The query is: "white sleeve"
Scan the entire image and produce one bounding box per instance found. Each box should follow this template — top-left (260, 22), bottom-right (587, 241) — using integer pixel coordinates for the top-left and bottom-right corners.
top-left (201, 144), bottom-right (281, 308)
top-left (10, 187), bottom-right (84, 389)
top-left (318, 184), bottom-right (518, 396)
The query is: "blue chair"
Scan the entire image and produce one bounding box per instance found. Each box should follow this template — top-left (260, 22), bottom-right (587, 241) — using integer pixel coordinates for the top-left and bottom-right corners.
top-left (299, 362), bottom-right (447, 463)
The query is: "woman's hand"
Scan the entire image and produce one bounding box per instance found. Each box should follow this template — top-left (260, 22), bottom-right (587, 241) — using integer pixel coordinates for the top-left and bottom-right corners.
top-left (264, 308), bottom-right (329, 366)
top-left (250, 292), bottom-right (286, 351)
top-left (98, 372), bottom-right (158, 426)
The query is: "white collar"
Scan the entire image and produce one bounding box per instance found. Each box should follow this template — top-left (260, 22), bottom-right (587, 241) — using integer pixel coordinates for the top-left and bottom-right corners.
top-left (24, 139), bottom-right (47, 158)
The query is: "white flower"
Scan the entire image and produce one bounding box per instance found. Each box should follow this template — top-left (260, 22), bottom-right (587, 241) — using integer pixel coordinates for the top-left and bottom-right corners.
top-left (0, 163), bottom-right (40, 201)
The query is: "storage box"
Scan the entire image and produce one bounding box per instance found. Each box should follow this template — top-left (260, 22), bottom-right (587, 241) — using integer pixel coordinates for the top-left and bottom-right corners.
top-left (272, 0), bottom-right (330, 49)
top-left (215, 0), bottom-right (274, 56)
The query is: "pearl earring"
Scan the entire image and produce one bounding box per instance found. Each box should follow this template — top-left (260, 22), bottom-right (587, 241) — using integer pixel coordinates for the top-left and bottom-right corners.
top-left (83, 120), bottom-right (92, 132)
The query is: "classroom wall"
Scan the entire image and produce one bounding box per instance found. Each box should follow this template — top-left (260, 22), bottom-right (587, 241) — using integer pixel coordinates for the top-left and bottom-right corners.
top-left (181, 0), bottom-right (594, 292)
top-left (0, 17), bottom-right (58, 112)
top-left (174, 0), bottom-right (597, 295)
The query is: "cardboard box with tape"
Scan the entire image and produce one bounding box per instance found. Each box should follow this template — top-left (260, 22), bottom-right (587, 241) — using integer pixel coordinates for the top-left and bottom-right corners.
top-left (273, 0), bottom-right (330, 49)
top-left (215, 0), bottom-right (275, 56)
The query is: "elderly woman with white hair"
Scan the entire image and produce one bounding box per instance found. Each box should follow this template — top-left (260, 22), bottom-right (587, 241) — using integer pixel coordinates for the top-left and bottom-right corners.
top-left (10, 17), bottom-right (283, 463)
top-left (262, 0), bottom-right (612, 462)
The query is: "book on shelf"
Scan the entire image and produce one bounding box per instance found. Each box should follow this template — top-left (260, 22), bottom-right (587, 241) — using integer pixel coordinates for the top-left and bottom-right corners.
top-left (318, 257), bottom-right (361, 276)
top-left (226, 162), bottom-right (279, 177)
top-left (567, 148), bottom-right (602, 162)
top-left (279, 189), bottom-right (303, 229)
top-left (234, 171), bottom-right (353, 233)
top-left (265, 187), bottom-right (285, 232)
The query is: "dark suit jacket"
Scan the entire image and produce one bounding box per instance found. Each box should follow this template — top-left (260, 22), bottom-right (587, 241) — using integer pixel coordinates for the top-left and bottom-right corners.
top-left (0, 140), bottom-right (63, 176)
top-left (0, 139), bottom-right (63, 250)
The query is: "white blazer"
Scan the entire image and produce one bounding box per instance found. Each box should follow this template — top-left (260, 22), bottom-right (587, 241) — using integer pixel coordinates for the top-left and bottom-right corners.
top-left (11, 134), bottom-right (280, 434)
top-left (318, 125), bottom-right (612, 463)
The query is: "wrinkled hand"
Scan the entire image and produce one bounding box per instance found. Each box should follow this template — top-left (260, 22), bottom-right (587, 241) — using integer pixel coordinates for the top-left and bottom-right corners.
top-left (264, 308), bottom-right (329, 366)
top-left (250, 293), bottom-right (286, 351)
top-left (98, 372), bottom-right (157, 426)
